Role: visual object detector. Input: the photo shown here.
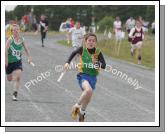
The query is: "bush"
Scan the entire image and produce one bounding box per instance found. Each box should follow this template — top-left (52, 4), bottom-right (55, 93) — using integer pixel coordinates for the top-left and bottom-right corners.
top-left (97, 16), bottom-right (114, 32)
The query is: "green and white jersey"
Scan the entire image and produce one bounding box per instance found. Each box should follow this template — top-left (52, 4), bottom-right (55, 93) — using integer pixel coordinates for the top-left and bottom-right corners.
top-left (8, 36), bottom-right (24, 63)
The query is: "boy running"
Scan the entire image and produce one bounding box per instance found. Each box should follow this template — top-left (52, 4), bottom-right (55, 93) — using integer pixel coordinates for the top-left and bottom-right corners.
top-left (64, 33), bottom-right (106, 122)
top-left (113, 16), bottom-right (122, 41)
top-left (113, 16), bottom-right (123, 56)
top-left (39, 15), bottom-right (48, 47)
top-left (68, 22), bottom-right (85, 50)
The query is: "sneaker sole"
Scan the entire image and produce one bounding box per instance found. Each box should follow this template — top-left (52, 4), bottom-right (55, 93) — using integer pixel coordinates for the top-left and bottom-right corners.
top-left (71, 107), bottom-right (80, 120)
top-left (12, 97), bottom-right (17, 101)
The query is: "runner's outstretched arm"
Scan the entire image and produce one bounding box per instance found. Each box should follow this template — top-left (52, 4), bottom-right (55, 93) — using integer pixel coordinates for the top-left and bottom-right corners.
top-left (66, 47), bottom-right (82, 64)
top-left (23, 42), bottom-right (32, 62)
top-left (64, 47), bottom-right (83, 71)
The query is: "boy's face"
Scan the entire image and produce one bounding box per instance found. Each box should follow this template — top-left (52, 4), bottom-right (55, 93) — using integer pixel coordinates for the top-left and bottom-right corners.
top-left (85, 36), bottom-right (96, 49)
top-left (76, 23), bottom-right (80, 29)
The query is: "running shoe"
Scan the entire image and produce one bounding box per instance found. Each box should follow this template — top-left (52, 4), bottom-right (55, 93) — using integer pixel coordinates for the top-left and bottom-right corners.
top-left (71, 104), bottom-right (80, 120)
top-left (79, 112), bottom-right (85, 122)
top-left (12, 91), bottom-right (18, 101)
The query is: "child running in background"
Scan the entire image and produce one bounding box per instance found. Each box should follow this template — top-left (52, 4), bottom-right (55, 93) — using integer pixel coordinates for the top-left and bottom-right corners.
top-left (129, 19), bottom-right (144, 65)
top-left (5, 24), bottom-right (32, 101)
top-left (113, 16), bottom-right (123, 56)
top-left (39, 15), bottom-right (48, 47)
top-left (68, 22), bottom-right (85, 62)
top-left (64, 33), bottom-right (106, 122)
top-left (68, 21), bottom-right (85, 50)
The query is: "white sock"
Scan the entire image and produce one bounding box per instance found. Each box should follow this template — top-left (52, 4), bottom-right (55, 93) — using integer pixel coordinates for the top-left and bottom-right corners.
top-left (75, 103), bottom-right (80, 107)
top-left (80, 108), bottom-right (85, 115)
top-left (131, 48), bottom-right (134, 53)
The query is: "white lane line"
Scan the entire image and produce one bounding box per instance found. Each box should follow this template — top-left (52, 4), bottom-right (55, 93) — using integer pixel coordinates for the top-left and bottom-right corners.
top-left (89, 107), bottom-right (111, 122)
top-left (105, 58), bottom-right (153, 71)
top-left (6, 71), bottom-right (52, 121)
top-left (27, 36), bottom-right (155, 95)
top-left (21, 64), bottom-right (62, 121)
top-left (97, 84), bottom-right (155, 114)
top-left (100, 71), bottom-right (155, 94)
top-left (46, 77), bottom-right (109, 122)
top-left (138, 85), bottom-right (155, 94)
top-left (19, 89), bottom-right (52, 121)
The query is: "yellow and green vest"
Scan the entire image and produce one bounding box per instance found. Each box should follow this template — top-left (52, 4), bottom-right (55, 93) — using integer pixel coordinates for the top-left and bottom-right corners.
top-left (78, 47), bottom-right (101, 76)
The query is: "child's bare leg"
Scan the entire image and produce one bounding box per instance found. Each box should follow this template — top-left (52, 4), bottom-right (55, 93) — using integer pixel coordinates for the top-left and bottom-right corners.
top-left (117, 40), bottom-right (121, 56)
top-left (13, 69), bottom-right (22, 91)
top-left (7, 74), bottom-right (13, 81)
top-left (12, 69), bottom-right (22, 100)
top-left (77, 80), bottom-right (93, 111)
top-left (137, 47), bottom-right (142, 64)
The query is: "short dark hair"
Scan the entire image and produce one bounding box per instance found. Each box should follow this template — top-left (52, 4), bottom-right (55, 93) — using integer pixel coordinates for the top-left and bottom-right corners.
top-left (84, 33), bottom-right (97, 41)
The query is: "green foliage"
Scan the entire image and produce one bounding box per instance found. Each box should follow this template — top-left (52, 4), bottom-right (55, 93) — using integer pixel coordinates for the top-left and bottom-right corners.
top-left (58, 33), bottom-right (155, 68)
top-left (5, 11), bottom-right (15, 22)
top-left (5, 5), bottom-right (155, 31)
top-left (97, 34), bottom-right (155, 68)
top-left (97, 16), bottom-right (114, 32)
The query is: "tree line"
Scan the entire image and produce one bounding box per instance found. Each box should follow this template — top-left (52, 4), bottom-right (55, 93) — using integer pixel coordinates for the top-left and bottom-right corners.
top-left (5, 5), bottom-right (155, 31)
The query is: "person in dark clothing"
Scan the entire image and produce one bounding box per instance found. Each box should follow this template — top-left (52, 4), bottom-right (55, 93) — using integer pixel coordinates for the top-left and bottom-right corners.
top-left (39, 15), bottom-right (48, 47)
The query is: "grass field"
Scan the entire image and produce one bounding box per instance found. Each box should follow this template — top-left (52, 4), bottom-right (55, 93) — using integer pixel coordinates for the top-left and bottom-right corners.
top-left (58, 33), bottom-right (155, 69)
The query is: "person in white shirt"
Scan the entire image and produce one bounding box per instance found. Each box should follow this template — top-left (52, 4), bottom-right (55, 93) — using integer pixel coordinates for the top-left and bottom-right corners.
top-left (113, 16), bottom-right (123, 56)
top-left (151, 21), bottom-right (155, 34)
top-left (126, 17), bottom-right (135, 32)
top-left (113, 16), bottom-right (122, 40)
top-left (59, 21), bottom-right (68, 32)
top-left (68, 22), bottom-right (85, 62)
top-left (68, 22), bottom-right (85, 50)
top-left (126, 17), bottom-right (135, 42)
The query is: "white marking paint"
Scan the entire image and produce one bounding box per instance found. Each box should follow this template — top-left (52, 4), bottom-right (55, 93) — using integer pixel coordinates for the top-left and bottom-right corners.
top-left (97, 84), bottom-right (154, 114)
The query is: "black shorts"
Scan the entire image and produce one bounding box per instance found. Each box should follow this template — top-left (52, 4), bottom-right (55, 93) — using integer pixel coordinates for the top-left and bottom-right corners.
top-left (6, 60), bottom-right (23, 75)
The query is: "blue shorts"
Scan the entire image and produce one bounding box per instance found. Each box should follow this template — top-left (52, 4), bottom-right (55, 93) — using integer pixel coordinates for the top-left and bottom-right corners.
top-left (77, 73), bottom-right (97, 90)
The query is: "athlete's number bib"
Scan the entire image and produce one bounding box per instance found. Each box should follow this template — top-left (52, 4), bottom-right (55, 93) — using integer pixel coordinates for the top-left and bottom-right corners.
top-left (12, 50), bottom-right (21, 57)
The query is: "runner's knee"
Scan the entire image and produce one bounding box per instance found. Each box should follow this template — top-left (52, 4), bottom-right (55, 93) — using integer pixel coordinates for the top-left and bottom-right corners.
top-left (85, 88), bottom-right (93, 97)
top-left (138, 55), bottom-right (141, 60)
top-left (16, 76), bottom-right (21, 81)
